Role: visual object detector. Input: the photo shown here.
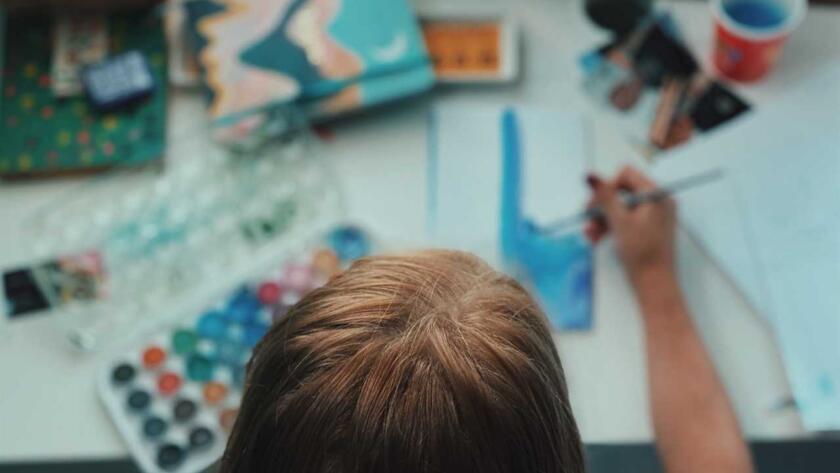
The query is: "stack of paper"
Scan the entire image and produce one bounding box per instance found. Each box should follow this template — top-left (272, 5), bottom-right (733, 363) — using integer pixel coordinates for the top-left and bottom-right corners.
top-left (652, 62), bottom-right (840, 431)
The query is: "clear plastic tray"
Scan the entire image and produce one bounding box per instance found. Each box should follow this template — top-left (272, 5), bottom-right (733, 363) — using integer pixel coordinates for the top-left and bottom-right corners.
top-left (26, 124), bottom-right (343, 351)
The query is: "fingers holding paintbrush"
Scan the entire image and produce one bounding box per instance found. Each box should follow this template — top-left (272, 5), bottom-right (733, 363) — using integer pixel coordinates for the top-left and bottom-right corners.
top-left (583, 166), bottom-right (679, 281)
top-left (583, 174), bottom-right (609, 243)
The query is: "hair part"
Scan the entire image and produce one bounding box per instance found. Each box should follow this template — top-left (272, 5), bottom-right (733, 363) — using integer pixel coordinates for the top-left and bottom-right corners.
top-left (221, 250), bottom-right (585, 473)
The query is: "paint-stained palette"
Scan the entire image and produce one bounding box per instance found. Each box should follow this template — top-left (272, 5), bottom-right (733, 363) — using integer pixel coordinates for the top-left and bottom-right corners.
top-left (98, 226), bottom-right (372, 473)
top-left (421, 16), bottom-right (518, 83)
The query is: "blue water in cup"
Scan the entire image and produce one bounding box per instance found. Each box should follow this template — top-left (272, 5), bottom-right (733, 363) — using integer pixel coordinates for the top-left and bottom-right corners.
top-left (724, 0), bottom-right (786, 29)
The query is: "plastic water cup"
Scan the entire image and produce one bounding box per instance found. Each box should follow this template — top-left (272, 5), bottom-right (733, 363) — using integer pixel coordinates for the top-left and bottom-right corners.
top-left (711, 0), bottom-right (806, 82)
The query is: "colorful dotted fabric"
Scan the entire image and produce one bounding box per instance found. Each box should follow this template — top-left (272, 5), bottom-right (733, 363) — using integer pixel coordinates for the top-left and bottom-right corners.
top-left (0, 13), bottom-right (167, 178)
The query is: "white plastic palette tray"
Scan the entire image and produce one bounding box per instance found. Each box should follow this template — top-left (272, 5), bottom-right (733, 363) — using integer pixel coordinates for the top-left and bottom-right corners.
top-left (98, 225), bottom-right (373, 473)
top-left (25, 128), bottom-right (343, 351)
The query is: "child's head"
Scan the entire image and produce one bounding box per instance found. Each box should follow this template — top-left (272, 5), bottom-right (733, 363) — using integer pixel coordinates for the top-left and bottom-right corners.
top-left (221, 250), bottom-right (584, 473)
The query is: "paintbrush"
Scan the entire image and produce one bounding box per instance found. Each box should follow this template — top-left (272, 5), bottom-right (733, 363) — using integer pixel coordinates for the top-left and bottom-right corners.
top-left (540, 168), bottom-right (724, 236)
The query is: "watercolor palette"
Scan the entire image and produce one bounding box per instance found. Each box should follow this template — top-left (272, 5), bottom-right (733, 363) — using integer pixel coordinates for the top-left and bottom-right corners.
top-left (420, 14), bottom-right (518, 84)
top-left (97, 225), bottom-right (371, 473)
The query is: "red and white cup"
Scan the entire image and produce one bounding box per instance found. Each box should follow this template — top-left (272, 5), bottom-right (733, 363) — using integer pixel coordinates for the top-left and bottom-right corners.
top-left (711, 0), bottom-right (806, 82)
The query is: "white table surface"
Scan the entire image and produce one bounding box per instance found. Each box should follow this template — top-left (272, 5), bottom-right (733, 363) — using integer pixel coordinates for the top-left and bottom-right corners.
top-left (2, 0), bottom-right (839, 462)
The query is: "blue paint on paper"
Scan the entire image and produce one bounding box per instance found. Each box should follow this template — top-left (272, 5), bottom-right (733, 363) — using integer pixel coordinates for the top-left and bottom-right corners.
top-left (499, 110), bottom-right (593, 330)
top-left (427, 110), bottom-right (439, 235)
top-left (518, 222), bottom-right (593, 330)
top-left (500, 109), bottom-right (524, 269)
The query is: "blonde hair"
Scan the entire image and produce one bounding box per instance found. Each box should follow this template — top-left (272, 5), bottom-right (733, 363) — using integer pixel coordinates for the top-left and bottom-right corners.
top-left (221, 250), bottom-right (584, 473)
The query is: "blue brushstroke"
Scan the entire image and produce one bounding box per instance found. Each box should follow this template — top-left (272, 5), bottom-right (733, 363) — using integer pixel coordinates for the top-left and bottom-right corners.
top-left (499, 109), bottom-right (593, 331)
top-left (518, 223), bottom-right (593, 330)
top-left (500, 109), bottom-right (524, 269)
top-left (427, 110), bottom-right (439, 236)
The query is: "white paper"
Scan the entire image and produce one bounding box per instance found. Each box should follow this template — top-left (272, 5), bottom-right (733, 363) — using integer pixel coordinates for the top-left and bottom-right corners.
top-left (652, 62), bottom-right (840, 430)
top-left (428, 104), bottom-right (589, 266)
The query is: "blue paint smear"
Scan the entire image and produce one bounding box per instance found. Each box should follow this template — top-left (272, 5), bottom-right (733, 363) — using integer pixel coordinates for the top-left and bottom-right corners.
top-left (579, 50), bottom-right (604, 75)
top-left (427, 110), bottom-right (439, 235)
top-left (500, 109), bottom-right (523, 269)
top-left (499, 109), bottom-right (594, 331)
top-left (518, 223), bottom-right (594, 330)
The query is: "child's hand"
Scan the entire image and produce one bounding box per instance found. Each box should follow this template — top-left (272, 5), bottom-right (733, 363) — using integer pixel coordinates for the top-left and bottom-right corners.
top-left (584, 166), bottom-right (677, 284)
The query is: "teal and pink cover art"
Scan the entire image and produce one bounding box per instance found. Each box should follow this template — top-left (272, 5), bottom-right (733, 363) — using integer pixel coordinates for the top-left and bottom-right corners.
top-left (186, 0), bottom-right (433, 132)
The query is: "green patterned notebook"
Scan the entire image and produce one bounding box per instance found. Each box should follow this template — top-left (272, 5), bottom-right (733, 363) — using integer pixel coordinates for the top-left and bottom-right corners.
top-left (0, 11), bottom-right (167, 178)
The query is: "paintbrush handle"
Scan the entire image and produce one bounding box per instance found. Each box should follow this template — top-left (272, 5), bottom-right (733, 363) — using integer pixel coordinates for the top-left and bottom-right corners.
top-left (541, 169), bottom-right (723, 235)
